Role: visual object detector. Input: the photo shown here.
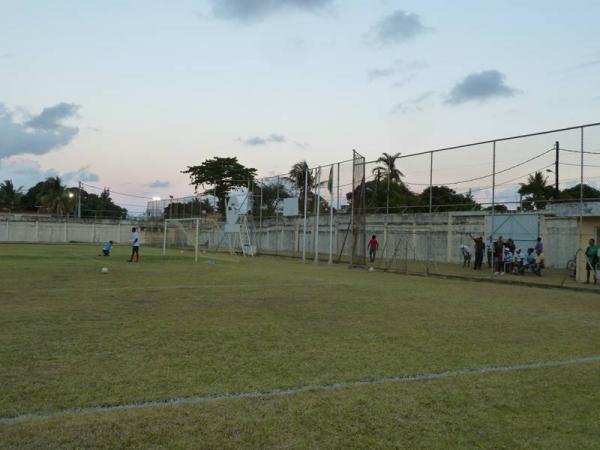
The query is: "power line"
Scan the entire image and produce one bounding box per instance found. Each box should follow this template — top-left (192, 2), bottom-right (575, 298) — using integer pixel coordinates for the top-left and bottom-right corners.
top-left (401, 148), bottom-right (554, 187)
top-left (80, 182), bottom-right (153, 200)
top-left (560, 148), bottom-right (600, 155)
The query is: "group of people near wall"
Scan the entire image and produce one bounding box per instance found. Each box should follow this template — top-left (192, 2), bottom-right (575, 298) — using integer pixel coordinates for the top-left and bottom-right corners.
top-left (461, 236), bottom-right (545, 276)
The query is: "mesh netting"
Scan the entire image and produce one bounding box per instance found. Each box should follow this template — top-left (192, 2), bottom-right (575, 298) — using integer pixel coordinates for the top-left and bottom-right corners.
top-left (351, 150), bottom-right (367, 266)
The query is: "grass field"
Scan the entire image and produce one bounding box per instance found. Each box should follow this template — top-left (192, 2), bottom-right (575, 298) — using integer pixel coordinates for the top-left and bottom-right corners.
top-left (1, 243), bottom-right (600, 449)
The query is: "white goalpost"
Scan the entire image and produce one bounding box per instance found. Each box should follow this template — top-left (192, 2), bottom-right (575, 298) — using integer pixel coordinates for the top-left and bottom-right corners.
top-left (162, 218), bottom-right (201, 262)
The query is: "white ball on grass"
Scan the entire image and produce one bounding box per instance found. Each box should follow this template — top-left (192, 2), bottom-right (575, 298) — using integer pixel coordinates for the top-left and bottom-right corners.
top-left (369, 267), bottom-right (375, 272)
top-left (101, 267), bottom-right (109, 274)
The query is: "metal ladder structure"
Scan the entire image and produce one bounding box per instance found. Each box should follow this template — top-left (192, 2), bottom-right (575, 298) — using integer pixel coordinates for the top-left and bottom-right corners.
top-left (239, 215), bottom-right (255, 256)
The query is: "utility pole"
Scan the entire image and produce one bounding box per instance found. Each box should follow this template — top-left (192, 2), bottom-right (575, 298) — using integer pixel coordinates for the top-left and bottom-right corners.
top-left (555, 141), bottom-right (560, 196)
top-left (77, 181), bottom-right (82, 219)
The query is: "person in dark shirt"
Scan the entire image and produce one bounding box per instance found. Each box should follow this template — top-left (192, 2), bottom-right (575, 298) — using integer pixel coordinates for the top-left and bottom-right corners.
top-left (368, 235), bottom-right (379, 263)
top-left (585, 238), bottom-right (599, 284)
top-left (469, 234), bottom-right (485, 270)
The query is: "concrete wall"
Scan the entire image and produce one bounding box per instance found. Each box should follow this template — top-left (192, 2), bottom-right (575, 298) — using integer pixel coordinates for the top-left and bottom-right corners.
top-left (1, 212), bottom-right (579, 269)
top-left (0, 218), bottom-right (136, 245)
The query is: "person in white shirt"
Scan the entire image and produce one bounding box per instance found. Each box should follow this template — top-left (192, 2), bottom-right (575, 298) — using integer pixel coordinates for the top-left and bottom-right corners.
top-left (514, 248), bottom-right (526, 274)
top-left (128, 227), bottom-right (140, 262)
top-left (460, 244), bottom-right (472, 268)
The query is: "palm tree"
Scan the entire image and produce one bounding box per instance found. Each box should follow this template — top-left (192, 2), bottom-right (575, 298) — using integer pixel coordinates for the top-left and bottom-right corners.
top-left (40, 176), bottom-right (70, 216)
top-left (372, 152), bottom-right (404, 183)
top-left (0, 179), bottom-right (23, 211)
top-left (518, 171), bottom-right (554, 210)
top-left (289, 160), bottom-right (314, 195)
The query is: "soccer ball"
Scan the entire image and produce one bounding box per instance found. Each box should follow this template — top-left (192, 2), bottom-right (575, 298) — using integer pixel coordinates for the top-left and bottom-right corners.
top-left (101, 267), bottom-right (109, 274)
top-left (369, 267), bottom-right (375, 272)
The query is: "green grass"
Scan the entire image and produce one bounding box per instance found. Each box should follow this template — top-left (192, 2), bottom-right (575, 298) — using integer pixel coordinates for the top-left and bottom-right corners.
top-left (1, 244), bottom-right (599, 449)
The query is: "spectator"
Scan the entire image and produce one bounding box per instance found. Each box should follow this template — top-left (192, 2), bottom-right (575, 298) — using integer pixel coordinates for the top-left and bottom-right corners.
top-left (460, 244), bottom-right (472, 268)
top-left (494, 236), bottom-right (504, 275)
top-left (469, 234), bottom-right (485, 270)
top-left (504, 248), bottom-right (514, 274)
top-left (535, 237), bottom-right (544, 254)
top-left (531, 248), bottom-right (544, 276)
top-left (514, 248), bottom-right (526, 274)
top-left (585, 238), bottom-right (599, 284)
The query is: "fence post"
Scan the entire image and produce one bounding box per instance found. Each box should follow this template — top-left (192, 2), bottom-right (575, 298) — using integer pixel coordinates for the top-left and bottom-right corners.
top-left (426, 152), bottom-right (433, 275)
top-left (490, 141), bottom-right (497, 276)
top-left (302, 166), bottom-right (309, 263)
top-left (35, 220), bottom-right (39, 243)
top-left (314, 166), bottom-right (321, 264)
top-left (578, 127), bottom-right (584, 278)
top-left (163, 220), bottom-right (168, 256)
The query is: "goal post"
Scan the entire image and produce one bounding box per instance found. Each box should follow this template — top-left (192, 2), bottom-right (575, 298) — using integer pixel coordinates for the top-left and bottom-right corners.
top-left (162, 218), bottom-right (202, 262)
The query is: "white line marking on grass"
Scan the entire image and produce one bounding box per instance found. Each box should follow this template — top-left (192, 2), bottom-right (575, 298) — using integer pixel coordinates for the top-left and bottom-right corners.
top-left (95, 282), bottom-right (349, 292)
top-left (2, 282), bottom-right (350, 295)
top-left (2, 355), bottom-right (599, 425)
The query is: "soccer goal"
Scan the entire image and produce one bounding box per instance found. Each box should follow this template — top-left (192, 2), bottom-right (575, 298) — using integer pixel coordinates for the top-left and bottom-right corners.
top-left (162, 218), bottom-right (207, 262)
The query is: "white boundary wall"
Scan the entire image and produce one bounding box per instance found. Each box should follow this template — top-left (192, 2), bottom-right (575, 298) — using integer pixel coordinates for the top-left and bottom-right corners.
top-left (1, 212), bottom-right (578, 269)
top-left (0, 218), bottom-right (134, 244)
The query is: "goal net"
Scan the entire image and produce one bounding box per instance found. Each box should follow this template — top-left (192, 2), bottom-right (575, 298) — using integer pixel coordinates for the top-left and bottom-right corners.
top-left (162, 218), bottom-right (205, 261)
top-left (351, 150), bottom-right (367, 266)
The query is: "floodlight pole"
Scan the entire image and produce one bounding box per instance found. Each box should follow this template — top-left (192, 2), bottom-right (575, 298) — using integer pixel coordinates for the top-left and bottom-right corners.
top-left (314, 166), bottom-right (321, 264)
top-left (302, 166), bottom-right (309, 263)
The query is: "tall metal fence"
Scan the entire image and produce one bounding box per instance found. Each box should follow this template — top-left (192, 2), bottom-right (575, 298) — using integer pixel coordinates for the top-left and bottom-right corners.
top-left (166, 121), bottom-right (600, 290)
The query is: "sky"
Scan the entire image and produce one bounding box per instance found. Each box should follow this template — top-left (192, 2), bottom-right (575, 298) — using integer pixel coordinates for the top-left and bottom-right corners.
top-left (1, 0), bottom-right (599, 214)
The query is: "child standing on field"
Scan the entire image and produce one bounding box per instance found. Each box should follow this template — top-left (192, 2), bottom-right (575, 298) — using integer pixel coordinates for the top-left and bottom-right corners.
top-left (128, 227), bottom-right (140, 262)
top-left (368, 235), bottom-right (379, 263)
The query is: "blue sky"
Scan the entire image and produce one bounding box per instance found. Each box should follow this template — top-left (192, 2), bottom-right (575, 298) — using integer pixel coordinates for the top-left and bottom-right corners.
top-left (1, 0), bottom-right (599, 213)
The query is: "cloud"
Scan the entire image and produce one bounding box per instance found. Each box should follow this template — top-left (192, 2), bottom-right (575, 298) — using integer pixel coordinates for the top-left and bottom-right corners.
top-left (445, 70), bottom-right (519, 105)
top-left (367, 68), bottom-right (395, 82)
top-left (62, 167), bottom-right (100, 183)
top-left (209, 0), bottom-right (334, 22)
top-left (149, 180), bottom-right (171, 188)
top-left (392, 74), bottom-right (417, 88)
top-left (392, 90), bottom-right (434, 114)
top-left (0, 158), bottom-right (100, 189)
top-left (238, 133), bottom-right (287, 146)
top-left (368, 59), bottom-right (428, 84)
top-left (365, 10), bottom-right (432, 47)
top-left (568, 59), bottom-right (600, 71)
top-left (0, 102), bottom-right (81, 159)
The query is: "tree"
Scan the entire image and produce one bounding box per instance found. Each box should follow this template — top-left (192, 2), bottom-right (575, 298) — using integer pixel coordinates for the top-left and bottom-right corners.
top-left (39, 176), bottom-right (72, 216)
top-left (363, 179), bottom-right (420, 213)
top-left (0, 180), bottom-right (23, 211)
top-left (253, 180), bottom-right (292, 218)
top-left (484, 204), bottom-right (509, 213)
top-left (79, 188), bottom-right (127, 218)
top-left (182, 157), bottom-right (257, 217)
top-left (560, 184), bottom-right (600, 201)
top-left (289, 160), bottom-right (315, 214)
top-left (419, 186), bottom-right (481, 212)
top-left (518, 171), bottom-right (554, 210)
top-left (289, 161), bottom-right (313, 195)
top-left (372, 152), bottom-right (404, 183)
top-left (20, 181), bottom-right (48, 211)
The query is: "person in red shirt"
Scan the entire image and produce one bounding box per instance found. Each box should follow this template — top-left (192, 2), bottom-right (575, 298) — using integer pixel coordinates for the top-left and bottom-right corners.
top-left (368, 235), bottom-right (379, 263)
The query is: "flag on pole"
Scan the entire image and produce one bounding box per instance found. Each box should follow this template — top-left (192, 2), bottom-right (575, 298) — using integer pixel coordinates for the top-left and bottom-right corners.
top-left (327, 164), bottom-right (334, 195)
